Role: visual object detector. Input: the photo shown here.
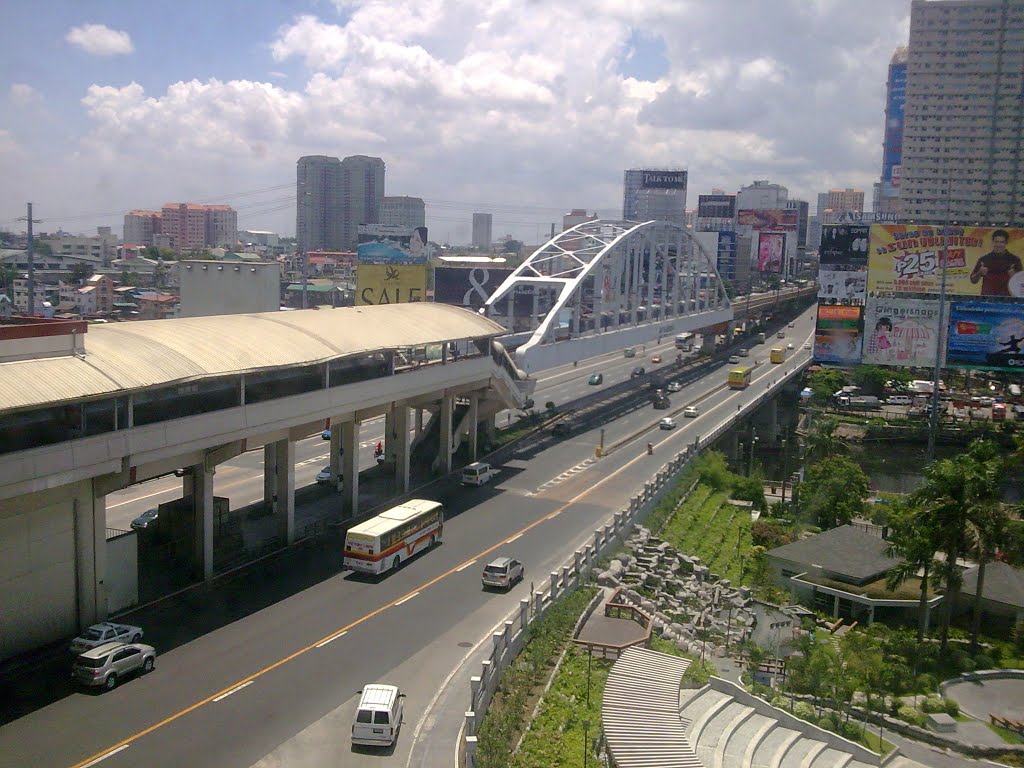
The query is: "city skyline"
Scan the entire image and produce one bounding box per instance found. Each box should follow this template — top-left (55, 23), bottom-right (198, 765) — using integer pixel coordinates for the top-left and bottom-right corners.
top-left (1, 0), bottom-right (913, 243)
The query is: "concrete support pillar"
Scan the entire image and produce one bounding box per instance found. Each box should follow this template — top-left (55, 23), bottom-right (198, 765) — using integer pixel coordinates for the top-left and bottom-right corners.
top-left (439, 392), bottom-right (454, 475)
top-left (384, 407), bottom-right (397, 463)
top-left (868, 605), bottom-right (875, 625)
top-left (271, 439), bottom-right (296, 545)
top-left (702, 332), bottom-right (716, 352)
top-left (394, 406), bottom-right (411, 493)
top-left (75, 489), bottom-right (108, 627)
top-left (726, 325), bottom-right (735, 343)
top-left (415, 408), bottom-right (424, 440)
top-left (341, 420), bottom-right (360, 518)
top-left (468, 393), bottom-right (480, 462)
top-left (263, 443), bottom-right (276, 510)
top-left (329, 425), bottom-right (343, 488)
top-left (189, 462), bottom-right (215, 581)
top-left (833, 593), bottom-right (840, 618)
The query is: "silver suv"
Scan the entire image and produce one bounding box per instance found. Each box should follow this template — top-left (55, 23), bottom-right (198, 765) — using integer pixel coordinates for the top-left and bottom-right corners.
top-left (482, 557), bottom-right (524, 590)
top-left (72, 641), bottom-right (156, 690)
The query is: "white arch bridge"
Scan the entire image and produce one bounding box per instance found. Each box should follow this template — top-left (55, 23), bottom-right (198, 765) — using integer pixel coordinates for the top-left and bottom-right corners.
top-left (483, 219), bottom-right (733, 373)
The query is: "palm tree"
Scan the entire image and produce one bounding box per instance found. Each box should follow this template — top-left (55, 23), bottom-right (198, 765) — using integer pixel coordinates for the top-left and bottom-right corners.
top-left (885, 500), bottom-right (941, 643)
top-left (968, 501), bottom-right (1010, 653)
top-left (804, 417), bottom-right (848, 464)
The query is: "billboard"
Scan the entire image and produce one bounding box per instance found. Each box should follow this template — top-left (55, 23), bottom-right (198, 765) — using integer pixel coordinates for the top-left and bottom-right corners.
top-left (820, 224), bottom-right (870, 267)
top-left (868, 225), bottom-right (1024, 297)
top-left (640, 170), bottom-right (687, 189)
top-left (356, 264), bottom-right (428, 306)
top-left (862, 297), bottom-right (941, 367)
top-left (814, 305), bottom-right (863, 365)
top-left (356, 225), bottom-right (429, 265)
top-left (433, 267), bottom-right (514, 309)
top-left (818, 268), bottom-right (867, 304)
top-left (946, 301), bottom-right (1024, 372)
top-left (697, 194), bottom-right (736, 219)
top-left (737, 209), bottom-right (798, 230)
top-left (757, 232), bottom-right (785, 273)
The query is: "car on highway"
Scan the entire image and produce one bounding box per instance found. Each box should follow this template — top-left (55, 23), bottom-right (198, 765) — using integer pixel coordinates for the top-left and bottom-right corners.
top-left (786, 342), bottom-right (794, 350)
top-left (588, 373), bottom-right (603, 385)
top-left (72, 641), bottom-right (156, 690)
top-left (316, 465), bottom-right (334, 484)
top-left (321, 429), bottom-right (332, 440)
top-left (777, 331), bottom-right (786, 338)
top-left (481, 557), bottom-right (524, 590)
top-left (728, 355), bottom-right (740, 364)
top-left (666, 381), bottom-right (682, 392)
top-left (70, 622), bottom-right (145, 656)
top-left (788, 323), bottom-right (795, 328)
top-left (630, 366), bottom-right (646, 378)
top-left (461, 461), bottom-right (498, 486)
top-left (683, 406), bottom-right (699, 418)
top-left (551, 419), bottom-right (575, 437)
top-left (623, 347), bottom-right (636, 358)
top-left (658, 417), bottom-right (676, 430)
top-left (651, 354), bottom-right (662, 364)
top-left (352, 684), bottom-right (405, 747)
top-left (803, 343), bottom-right (811, 350)
top-left (130, 508), bottom-right (159, 530)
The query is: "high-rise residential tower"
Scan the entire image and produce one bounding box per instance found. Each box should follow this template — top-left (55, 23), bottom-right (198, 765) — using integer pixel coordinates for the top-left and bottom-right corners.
top-left (877, 46), bottom-right (908, 217)
top-left (296, 155), bottom-right (342, 253)
top-left (899, 0), bottom-right (1024, 223)
top-left (339, 155), bottom-right (385, 251)
top-left (622, 168), bottom-right (688, 226)
top-left (472, 213), bottom-right (493, 249)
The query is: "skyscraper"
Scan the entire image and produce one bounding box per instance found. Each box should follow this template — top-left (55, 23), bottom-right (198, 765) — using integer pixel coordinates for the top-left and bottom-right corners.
top-left (296, 155), bottom-right (342, 253)
top-left (339, 155), bottom-right (385, 251)
top-left (472, 213), bottom-right (493, 249)
top-left (380, 196), bottom-right (425, 228)
top-left (899, 0), bottom-right (1024, 224)
top-left (296, 154), bottom-right (385, 252)
top-left (877, 46), bottom-right (908, 217)
top-left (622, 168), bottom-right (688, 226)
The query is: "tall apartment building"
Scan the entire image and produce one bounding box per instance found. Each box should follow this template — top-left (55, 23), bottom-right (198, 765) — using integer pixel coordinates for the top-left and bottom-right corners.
top-left (472, 213), bottom-right (493, 249)
top-left (296, 154), bottom-right (385, 252)
top-left (735, 180), bottom-right (788, 210)
top-left (296, 155), bottom-right (342, 253)
top-left (877, 46), bottom-right (909, 217)
top-left (124, 210), bottom-right (162, 247)
top-left (622, 168), bottom-right (688, 226)
top-left (380, 196), bottom-right (425, 228)
top-left (823, 188), bottom-right (865, 215)
top-left (899, 0), bottom-right (1024, 224)
top-left (785, 200), bottom-right (810, 249)
top-left (159, 203), bottom-right (237, 253)
top-left (562, 209), bottom-right (597, 232)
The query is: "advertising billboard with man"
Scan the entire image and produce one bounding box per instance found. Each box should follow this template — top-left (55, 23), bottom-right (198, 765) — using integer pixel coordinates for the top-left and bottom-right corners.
top-left (946, 301), bottom-right (1024, 372)
top-left (868, 225), bottom-right (1024, 296)
top-left (820, 224), bottom-right (870, 267)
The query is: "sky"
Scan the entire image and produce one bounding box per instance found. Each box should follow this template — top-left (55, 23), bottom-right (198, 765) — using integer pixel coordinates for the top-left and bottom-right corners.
top-left (0, 0), bottom-right (911, 246)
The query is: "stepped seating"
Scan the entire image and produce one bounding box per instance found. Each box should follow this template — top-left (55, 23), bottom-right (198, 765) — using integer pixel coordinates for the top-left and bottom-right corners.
top-left (806, 747), bottom-right (853, 768)
top-left (725, 712), bottom-right (775, 767)
top-left (680, 688), bottom-right (733, 748)
top-left (752, 725), bottom-right (801, 768)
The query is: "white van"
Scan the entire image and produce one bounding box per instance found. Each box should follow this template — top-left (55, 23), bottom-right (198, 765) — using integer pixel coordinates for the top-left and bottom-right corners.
top-left (461, 462), bottom-right (498, 486)
top-left (352, 684), bottom-right (405, 747)
top-left (886, 395), bottom-right (912, 406)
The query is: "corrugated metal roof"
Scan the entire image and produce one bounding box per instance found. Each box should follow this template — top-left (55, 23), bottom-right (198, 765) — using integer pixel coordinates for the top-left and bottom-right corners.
top-left (0, 303), bottom-right (506, 413)
top-left (602, 646), bottom-right (702, 768)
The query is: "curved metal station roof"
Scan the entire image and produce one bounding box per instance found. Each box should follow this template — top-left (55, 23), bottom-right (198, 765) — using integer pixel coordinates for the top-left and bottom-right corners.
top-left (0, 303), bottom-right (506, 412)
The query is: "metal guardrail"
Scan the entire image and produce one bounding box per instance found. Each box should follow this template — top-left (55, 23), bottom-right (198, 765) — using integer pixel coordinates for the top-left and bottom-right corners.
top-left (105, 526), bottom-right (133, 540)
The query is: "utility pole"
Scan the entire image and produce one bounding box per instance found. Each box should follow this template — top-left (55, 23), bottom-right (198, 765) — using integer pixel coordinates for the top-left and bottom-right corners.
top-left (926, 184), bottom-right (952, 462)
top-left (16, 203), bottom-right (42, 317)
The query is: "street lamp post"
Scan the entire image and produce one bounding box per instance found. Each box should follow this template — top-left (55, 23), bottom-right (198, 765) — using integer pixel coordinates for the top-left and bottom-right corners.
top-left (582, 719), bottom-right (590, 768)
top-left (747, 428), bottom-right (758, 476)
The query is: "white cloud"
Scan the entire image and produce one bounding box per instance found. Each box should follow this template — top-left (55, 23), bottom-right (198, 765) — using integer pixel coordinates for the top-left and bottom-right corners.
top-left (9, 83), bottom-right (39, 104)
top-left (65, 23), bottom-right (134, 56)
top-left (4, 1), bottom-right (911, 241)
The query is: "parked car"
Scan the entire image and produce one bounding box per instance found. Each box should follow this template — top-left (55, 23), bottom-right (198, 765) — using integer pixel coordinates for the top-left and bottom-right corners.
top-left (130, 508), bottom-right (158, 530)
top-left (321, 429), bottom-right (332, 440)
top-left (658, 417), bottom-right (676, 430)
top-left (481, 557), bottom-right (524, 590)
top-left (651, 354), bottom-right (662, 364)
top-left (352, 684), bottom-right (405, 747)
top-left (70, 622), bottom-right (144, 655)
top-left (623, 347), bottom-right (636, 358)
top-left (683, 406), bottom-right (699, 418)
top-left (588, 373), bottom-right (603, 385)
top-left (666, 381), bottom-right (682, 392)
top-left (72, 641), bottom-right (156, 690)
top-left (630, 366), bottom-right (646, 378)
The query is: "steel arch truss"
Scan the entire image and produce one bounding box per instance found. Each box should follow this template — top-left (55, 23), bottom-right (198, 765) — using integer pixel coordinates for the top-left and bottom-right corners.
top-left (483, 219), bottom-right (732, 371)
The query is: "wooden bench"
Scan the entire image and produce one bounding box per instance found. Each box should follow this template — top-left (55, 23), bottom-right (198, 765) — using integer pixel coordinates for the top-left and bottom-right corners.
top-left (990, 714), bottom-right (1024, 734)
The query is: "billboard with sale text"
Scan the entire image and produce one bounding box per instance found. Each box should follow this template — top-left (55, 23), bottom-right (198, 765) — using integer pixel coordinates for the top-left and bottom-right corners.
top-left (356, 264), bottom-right (428, 306)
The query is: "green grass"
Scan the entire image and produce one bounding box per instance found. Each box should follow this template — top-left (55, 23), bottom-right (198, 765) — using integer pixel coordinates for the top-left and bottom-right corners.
top-left (859, 728), bottom-right (897, 756)
top-left (988, 722), bottom-right (1024, 745)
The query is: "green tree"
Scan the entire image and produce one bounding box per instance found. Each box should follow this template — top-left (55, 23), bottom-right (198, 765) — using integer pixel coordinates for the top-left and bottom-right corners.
top-left (69, 263), bottom-right (93, 283)
top-left (804, 417), bottom-right (848, 464)
top-left (807, 369), bottom-right (846, 407)
top-left (800, 456), bottom-right (869, 529)
top-left (851, 365), bottom-right (893, 397)
top-left (968, 498), bottom-right (1010, 653)
top-left (886, 499), bottom-right (941, 643)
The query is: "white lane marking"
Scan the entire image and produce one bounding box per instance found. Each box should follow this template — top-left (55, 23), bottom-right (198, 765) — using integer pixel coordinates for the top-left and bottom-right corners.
top-left (394, 591), bottom-right (420, 606)
top-left (455, 560), bottom-right (477, 572)
top-left (80, 746), bottom-right (130, 767)
top-left (315, 630), bottom-right (348, 648)
top-left (546, 509), bottom-right (562, 519)
top-left (505, 533), bottom-right (523, 544)
top-left (213, 680), bottom-right (253, 702)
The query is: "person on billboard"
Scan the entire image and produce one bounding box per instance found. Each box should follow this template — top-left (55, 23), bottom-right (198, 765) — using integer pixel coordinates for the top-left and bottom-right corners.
top-left (408, 227), bottom-right (427, 259)
top-left (970, 230), bottom-right (1022, 296)
top-left (1001, 334), bottom-right (1024, 355)
top-left (865, 317), bottom-right (893, 355)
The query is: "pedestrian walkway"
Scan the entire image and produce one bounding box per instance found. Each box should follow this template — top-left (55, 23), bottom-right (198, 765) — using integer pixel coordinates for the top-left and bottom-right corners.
top-left (575, 588), bottom-right (651, 657)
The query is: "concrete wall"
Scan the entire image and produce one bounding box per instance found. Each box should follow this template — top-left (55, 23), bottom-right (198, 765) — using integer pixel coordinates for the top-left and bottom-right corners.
top-left (105, 532), bottom-right (138, 615)
top-left (177, 261), bottom-right (279, 317)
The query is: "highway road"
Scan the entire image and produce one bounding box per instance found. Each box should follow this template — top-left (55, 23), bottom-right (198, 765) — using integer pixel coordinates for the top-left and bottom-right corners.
top-left (0, 308), bottom-right (817, 768)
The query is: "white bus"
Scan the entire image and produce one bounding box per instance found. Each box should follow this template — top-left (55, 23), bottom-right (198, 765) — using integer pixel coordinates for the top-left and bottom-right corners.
top-left (343, 499), bottom-right (443, 575)
top-left (674, 332), bottom-right (694, 350)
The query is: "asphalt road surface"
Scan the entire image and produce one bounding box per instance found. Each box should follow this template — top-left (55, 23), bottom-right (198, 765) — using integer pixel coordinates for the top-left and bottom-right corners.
top-left (0, 309), bottom-right (817, 768)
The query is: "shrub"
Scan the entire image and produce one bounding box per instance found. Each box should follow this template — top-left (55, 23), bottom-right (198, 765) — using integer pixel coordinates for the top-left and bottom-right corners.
top-left (974, 654), bottom-right (994, 670)
top-left (793, 702), bottom-right (816, 721)
top-left (921, 696), bottom-right (945, 714)
top-left (751, 520), bottom-right (792, 549)
top-left (817, 715), bottom-right (837, 731)
top-left (771, 695), bottom-right (790, 710)
top-left (840, 721), bottom-right (862, 741)
top-left (897, 705), bottom-right (927, 727)
top-left (915, 673), bottom-right (938, 694)
top-left (943, 698), bottom-right (960, 717)
top-left (732, 475), bottom-right (767, 511)
top-left (959, 656), bottom-right (977, 673)
top-left (544, 401), bottom-right (556, 412)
